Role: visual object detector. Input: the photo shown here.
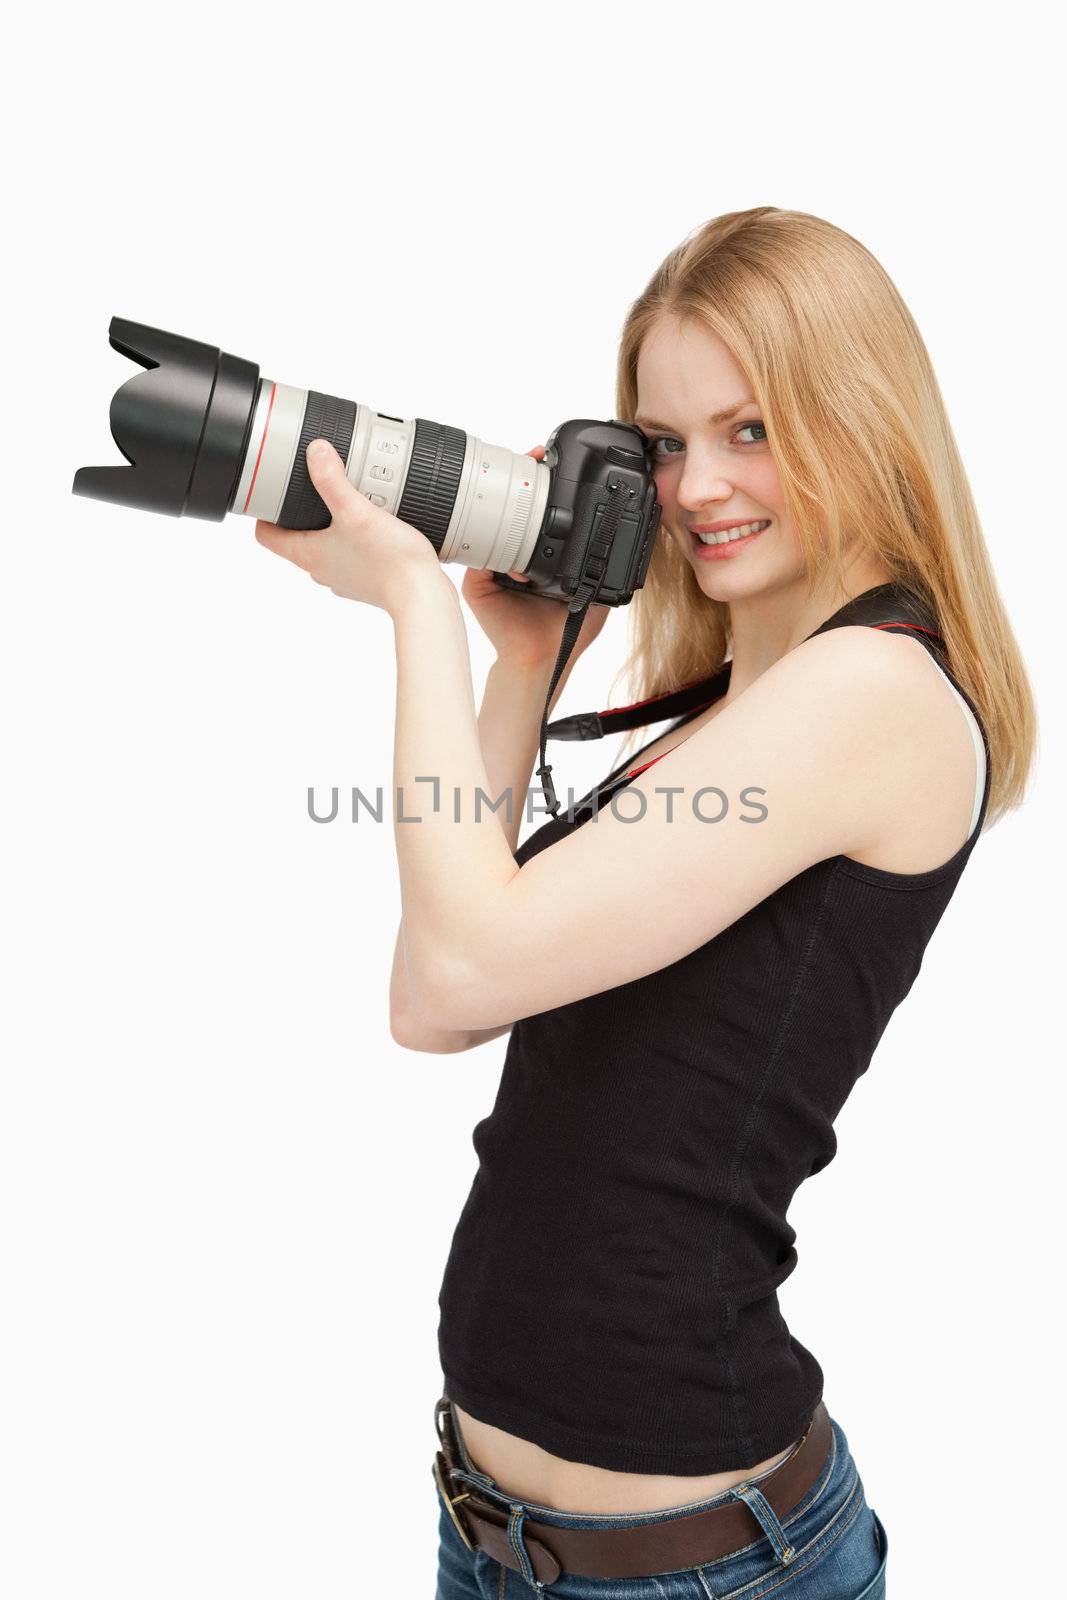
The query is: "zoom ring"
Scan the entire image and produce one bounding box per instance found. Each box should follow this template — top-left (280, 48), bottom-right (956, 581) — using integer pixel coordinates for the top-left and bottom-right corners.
top-left (279, 390), bottom-right (359, 530)
top-left (396, 419), bottom-right (467, 552)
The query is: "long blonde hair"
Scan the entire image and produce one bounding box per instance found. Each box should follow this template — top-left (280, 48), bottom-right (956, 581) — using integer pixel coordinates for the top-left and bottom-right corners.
top-left (610, 206), bottom-right (1035, 825)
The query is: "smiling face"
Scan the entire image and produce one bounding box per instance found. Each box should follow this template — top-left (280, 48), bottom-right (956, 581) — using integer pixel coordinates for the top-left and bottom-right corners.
top-left (635, 314), bottom-right (807, 603)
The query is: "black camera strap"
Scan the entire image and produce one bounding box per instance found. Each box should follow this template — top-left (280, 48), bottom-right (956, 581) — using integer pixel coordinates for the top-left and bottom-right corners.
top-left (535, 479), bottom-right (631, 819)
top-left (531, 579), bottom-right (948, 821)
top-left (544, 670), bottom-right (730, 744)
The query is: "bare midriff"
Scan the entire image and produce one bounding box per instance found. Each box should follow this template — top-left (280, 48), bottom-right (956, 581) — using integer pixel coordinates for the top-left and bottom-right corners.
top-left (451, 1402), bottom-right (799, 1514)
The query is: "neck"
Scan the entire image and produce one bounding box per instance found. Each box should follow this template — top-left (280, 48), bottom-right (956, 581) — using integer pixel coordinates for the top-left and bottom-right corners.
top-left (725, 555), bottom-right (895, 697)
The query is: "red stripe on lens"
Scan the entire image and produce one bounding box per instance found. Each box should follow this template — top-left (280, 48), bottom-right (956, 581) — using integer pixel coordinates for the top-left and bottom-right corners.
top-left (242, 381), bottom-right (278, 514)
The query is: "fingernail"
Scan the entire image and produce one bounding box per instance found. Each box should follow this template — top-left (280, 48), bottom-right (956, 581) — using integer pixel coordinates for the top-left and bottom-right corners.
top-left (308, 439), bottom-right (330, 462)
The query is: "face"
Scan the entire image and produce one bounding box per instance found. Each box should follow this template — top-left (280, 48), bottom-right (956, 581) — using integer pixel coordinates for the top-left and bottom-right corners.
top-left (635, 315), bottom-right (805, 602)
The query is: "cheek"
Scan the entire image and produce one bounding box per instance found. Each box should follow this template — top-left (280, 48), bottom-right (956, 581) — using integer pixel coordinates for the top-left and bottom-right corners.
top-left (747, 459), bottom-right (785, 515)
top-left (652, 455), bottom-right (784, 512)
top-left (653, 472), bottom-right (685, 546)
top-left (652, 464), bottom-right (678, 512)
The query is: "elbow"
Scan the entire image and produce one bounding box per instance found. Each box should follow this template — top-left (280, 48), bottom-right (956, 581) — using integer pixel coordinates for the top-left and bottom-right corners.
top-left (410, 979), bottom-right (475, 1034)
top-left (389, 1008), bottom-right (424, 1050)
top-left (389, 972), bottom-right (475, 1049)
top-left (389, 1000), bottom-right (464, 1053)
top-left (389, 1012), bottom-right (444, 1052)
top-left (434, 984), bottom-right (525, 1035)
top-left (404, 950), bottom-right (489, 1033)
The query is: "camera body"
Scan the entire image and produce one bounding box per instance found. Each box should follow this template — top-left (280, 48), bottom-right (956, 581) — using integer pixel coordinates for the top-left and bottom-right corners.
top-left (506, 418), bottom-right (659, 604)
top-left (72, 317), bottom-right (661, 609)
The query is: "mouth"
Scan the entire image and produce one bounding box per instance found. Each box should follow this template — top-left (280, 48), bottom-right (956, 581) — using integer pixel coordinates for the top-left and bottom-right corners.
top-left (687, 519), bottom-right (770, 559)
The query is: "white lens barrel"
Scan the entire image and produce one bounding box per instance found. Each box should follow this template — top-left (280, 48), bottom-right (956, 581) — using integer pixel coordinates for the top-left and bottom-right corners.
top-left (231, 380), bottom-right (310, 522)
top-left (343, 403), bottom-right (419, 515)
top-left (436, 435), bottom-right (550, 573)
top-left (231, 378), bottom-right (551, 576)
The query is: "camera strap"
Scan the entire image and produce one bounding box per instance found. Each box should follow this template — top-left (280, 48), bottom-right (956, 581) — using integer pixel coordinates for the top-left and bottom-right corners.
top-left (535, 479), bottom-right (632, 819)
top-left (532, 579), bottom-right (949, 820)
top-left (544, 670), bottom-right (730, 744)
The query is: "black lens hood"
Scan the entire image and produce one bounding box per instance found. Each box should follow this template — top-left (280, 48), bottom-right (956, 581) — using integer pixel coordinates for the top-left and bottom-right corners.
top-left (72, 317), bottom-right (260, 521)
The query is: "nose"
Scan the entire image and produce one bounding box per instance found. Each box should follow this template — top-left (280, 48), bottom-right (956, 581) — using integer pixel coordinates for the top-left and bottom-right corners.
top-left (674, 457), bottom-right (735, 514)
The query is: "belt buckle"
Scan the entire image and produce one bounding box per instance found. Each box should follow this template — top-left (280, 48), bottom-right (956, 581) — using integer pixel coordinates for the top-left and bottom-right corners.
top-left (433, 1450), bottom-right (475, 1553)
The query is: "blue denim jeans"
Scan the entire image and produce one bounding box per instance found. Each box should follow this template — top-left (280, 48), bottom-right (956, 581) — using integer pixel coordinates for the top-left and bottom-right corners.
top-left (434, 1403), bottom-right (887, 1599)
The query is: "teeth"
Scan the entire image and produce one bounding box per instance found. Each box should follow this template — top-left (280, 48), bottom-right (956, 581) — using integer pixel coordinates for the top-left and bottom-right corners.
top-left (696, 520), bottom-right (769, 544)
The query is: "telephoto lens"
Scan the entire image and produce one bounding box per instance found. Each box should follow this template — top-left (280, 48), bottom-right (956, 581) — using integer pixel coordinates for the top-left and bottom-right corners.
top-left (72, 317), bottom-right (551, 571)
top-left (73, 315), bottom-right (666, 817)
top-left (72, 317), bottom-right (661, 609)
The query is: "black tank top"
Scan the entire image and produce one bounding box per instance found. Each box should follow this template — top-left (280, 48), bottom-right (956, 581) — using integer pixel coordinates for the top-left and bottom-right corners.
top-left (436, 582), bottom-right (992, 1474)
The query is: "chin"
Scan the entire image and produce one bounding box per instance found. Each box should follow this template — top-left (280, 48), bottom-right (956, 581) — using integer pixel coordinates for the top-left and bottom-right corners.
top-left (671, 528), bottom-right (801, 600)
top-left (695, 568), bottom-right (769, 603)
top-left (691, 551), bottom-right (785, 600)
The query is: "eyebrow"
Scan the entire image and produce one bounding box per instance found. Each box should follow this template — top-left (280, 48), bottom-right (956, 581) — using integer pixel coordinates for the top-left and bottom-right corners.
top-left (633, 400), bottom-right (756, 432)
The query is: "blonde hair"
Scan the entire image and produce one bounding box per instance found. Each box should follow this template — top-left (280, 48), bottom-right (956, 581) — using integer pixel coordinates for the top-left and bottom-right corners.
top-left (610, 206), bottom-right (1036, 825)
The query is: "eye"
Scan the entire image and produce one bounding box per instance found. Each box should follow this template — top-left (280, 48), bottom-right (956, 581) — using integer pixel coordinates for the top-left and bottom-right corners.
top-left (644, 421), bottom-right (768, 459)
top-left (646, 435), bottom-right (685, 459)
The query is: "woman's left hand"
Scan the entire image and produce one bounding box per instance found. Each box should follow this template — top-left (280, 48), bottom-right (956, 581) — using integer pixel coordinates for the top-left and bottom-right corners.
top-left (255, 438), bottom-right (443, 616)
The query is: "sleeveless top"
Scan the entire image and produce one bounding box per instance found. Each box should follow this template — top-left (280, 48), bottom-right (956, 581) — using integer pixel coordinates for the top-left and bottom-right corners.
top-left (435, 581), bottom-right (992, 1475)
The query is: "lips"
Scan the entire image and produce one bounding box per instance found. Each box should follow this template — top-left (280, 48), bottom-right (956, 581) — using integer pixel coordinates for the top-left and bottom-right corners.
top-left (686, 519), bottom-right (771, 560)
top-left (689, 518), bottom-right (767, 534)
top-left (690, 519), bottom-right (770, 545)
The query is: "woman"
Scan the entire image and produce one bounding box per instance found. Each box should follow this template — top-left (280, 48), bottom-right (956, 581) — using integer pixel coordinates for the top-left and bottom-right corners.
top-left (255, 207), bottom-right (1035, 1598)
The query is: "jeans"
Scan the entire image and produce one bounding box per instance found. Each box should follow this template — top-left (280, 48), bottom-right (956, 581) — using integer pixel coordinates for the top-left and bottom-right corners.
top-left (434, 1404), bottom-right (887, 1599)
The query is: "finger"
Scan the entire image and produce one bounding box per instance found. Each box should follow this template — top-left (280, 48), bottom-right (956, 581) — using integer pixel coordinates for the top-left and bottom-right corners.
top-left (305, 438), bottom-right (368, 521)
top-left (254, 518), bottom-right (326, 571)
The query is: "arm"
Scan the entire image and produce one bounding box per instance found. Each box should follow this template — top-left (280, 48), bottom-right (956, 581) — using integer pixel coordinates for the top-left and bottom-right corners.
top-left (387, 440), bottom-right (608, 1052)
top-left (388, 922), bottom-right (510, 1052)
top-left (390, 599), bottom-right (948, 1031)
top-left (388, 650), bottom-right (585, 1051)
top-left (259, 443), bottom-right (926, 1035)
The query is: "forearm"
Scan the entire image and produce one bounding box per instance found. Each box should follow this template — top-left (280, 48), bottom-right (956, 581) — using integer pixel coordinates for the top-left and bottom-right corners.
top-left (388, 646), bottom-right (571, 1046)
top-left (477, 651), bottom-right (580, 854)
top-left (389, 573), bottom-right (521, 1010)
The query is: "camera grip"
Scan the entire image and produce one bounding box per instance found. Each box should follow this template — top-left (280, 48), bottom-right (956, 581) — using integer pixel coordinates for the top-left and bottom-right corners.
top-left (490, 570), bottom-right (562, 600)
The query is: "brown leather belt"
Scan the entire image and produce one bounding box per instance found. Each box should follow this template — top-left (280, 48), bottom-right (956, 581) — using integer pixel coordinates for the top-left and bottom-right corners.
top-left (433, 1395), bottom-right (832, 1585)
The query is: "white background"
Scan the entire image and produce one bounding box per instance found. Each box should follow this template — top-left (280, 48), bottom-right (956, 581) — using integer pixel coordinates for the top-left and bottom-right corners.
top-left (3, 2), bottom-right (1062, 1594)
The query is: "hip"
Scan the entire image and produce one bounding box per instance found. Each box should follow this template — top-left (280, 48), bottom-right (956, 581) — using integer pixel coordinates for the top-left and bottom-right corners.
top-left (433, 1397), bottom-right (887, 1598)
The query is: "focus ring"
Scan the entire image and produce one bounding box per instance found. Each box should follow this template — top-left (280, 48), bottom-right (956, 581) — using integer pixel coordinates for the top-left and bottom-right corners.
top-left (396, 419), bottom-right (467, 552)
top-left (278, 390), bottom-right (358, 530)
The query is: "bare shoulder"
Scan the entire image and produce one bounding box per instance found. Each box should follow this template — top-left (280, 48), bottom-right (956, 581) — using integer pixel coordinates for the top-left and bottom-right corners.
top-left (781, 617), bottom-right (949, 696)
top-left (428, 616), bottom-right (985, 1028)
top-left (772, 622), bottom-right (981, 873)
top-left (701, 619), bottom-right (959, 754)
